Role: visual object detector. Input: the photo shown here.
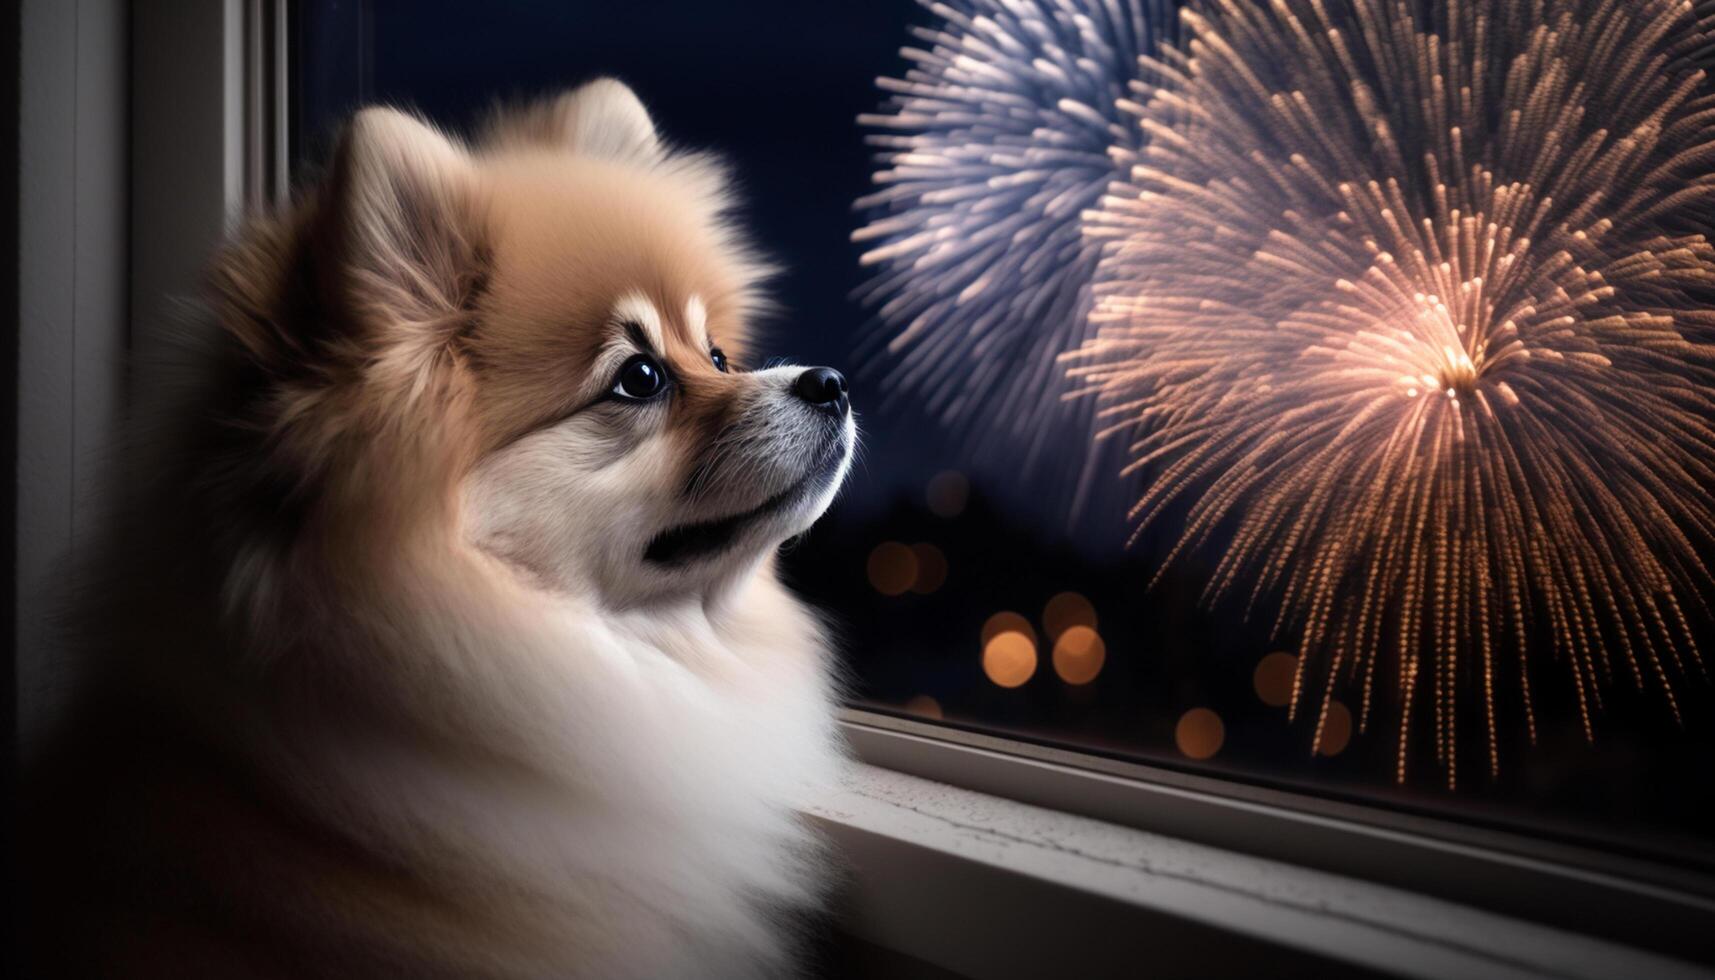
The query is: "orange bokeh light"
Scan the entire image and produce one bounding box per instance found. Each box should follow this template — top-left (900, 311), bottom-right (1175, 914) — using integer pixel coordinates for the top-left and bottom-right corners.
top-left (910, 543), bottom-right (948, 594)
top-left (982, 630), bottom-right (1037, 688)
top-left (980, 611), bottom-right (1037, 647)
top-left (926, 470), bottom-right (970, 518)
top-left (1051, 625), bottom-right (1105, 685)
top-left (1041, 591), bottom-right (1097, 641)
top-left (866, 541), bottom-right (917, 596)
top-left (1175, 708), bottom-right (1225, 760)
top-left (904, 694), bottom-right (944, 720)
top-left (1253, 651), bottom-right (1299, 707)
top-left (1316, 701), bottom-right (1353, 757)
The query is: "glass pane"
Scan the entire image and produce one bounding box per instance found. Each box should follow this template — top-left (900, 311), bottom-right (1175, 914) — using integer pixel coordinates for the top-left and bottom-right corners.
top-left (292, 0), bottom-right (1715, 867)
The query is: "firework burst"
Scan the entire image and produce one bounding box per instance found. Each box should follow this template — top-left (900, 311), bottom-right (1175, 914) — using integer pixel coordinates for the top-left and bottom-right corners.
top-left (854, 0), bottom-right (1174, 481)
top-left (1074, 0), bottom-right (1715, 785)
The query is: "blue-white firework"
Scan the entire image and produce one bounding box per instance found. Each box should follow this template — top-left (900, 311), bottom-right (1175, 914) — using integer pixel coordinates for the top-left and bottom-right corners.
top-left (854, 0), bottom-right (1174, 475)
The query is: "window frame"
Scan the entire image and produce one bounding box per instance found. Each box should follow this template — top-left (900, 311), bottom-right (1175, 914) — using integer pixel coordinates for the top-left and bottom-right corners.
top-left (811, 761), bottom-right (1714, 980)
top-left (101, 0), bottom-right (1715, 972)
top-left (839, 708), bottom-right (1715, 963)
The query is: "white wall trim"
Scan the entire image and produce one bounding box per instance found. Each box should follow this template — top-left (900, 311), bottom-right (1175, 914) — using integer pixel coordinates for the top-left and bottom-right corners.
top-left (130, 0), bottom-right (247, 358)
top-left (15, 0), bottom-right (256, 745)
top-left (15, 0), bottom-right (128, 742)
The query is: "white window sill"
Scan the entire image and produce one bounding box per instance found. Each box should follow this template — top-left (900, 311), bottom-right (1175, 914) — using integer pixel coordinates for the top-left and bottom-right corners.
top-left (807, 764), bottom-right (1711, 979)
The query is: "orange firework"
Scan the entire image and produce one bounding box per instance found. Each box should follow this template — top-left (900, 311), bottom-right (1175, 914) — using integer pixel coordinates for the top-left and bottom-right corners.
top-left (1074, 0), bottom-right (1715, 785)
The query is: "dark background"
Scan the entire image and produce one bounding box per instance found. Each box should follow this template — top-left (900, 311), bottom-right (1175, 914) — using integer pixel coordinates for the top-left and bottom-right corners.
top-left (290, 0), bottom-right (1715, 869)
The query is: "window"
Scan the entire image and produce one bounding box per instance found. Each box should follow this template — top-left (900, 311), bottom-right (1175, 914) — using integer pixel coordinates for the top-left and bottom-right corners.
top-left (291, 0), bottom-right (1715, 885)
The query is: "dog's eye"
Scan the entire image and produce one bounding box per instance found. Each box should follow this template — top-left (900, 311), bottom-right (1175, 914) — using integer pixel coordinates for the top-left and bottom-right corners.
top-left (710, 347), bottom-right (729, 373)
top-left (612, 355), bottom-right (667, 400)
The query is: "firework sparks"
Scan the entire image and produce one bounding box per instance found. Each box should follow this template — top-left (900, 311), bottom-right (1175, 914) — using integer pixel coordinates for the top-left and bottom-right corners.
top-left (854, 0), bottom-right (1174, 480)
top-left (1074, 0), bottom-right (1715, 785)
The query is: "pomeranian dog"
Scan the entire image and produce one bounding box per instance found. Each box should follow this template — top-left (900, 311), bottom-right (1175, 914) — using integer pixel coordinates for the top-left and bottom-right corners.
top-left (24, 79), bottom-right (853, 978)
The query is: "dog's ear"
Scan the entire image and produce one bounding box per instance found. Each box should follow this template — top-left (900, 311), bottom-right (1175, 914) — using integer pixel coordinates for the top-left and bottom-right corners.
top-left (483, 78), bottom-right (663, 165)
top-left (319, 107), bottom-right (486, 370)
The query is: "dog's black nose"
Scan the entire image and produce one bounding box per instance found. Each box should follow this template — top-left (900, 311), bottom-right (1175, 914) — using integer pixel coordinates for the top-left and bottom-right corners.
top-left (794, 367), bottom-right (849, 417)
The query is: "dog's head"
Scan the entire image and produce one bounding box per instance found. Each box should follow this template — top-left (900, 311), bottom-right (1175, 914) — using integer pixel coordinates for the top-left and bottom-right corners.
top-left (213, 80), bottom-right (854, 609)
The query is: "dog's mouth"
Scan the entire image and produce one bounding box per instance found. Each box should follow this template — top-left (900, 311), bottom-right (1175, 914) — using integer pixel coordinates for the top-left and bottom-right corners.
top-left (643, 439), bottom-right (845, 566)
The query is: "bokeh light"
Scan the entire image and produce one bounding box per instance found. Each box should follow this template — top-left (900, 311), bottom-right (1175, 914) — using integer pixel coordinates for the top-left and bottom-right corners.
top-left (866, 541), bottom-right (917, 596)
top-left (981, 611), bottom-right (1037, 647)
top-left (1041, 591), bottom-right (1097, 641)
top-left (1052, 625), bottom-right (1105, 685)
top-left (1317, 701), bottom-right (1353, 757)
top-left (904, 694), bottom-right (944, 720)
top-left (925, 470), bottom-right (970, 518)
top-left (909, 543), bottom-right (948, 594)
top-left (1253, 652), bottom-right (1299, 708)
top-left (982, 631), bottom-right (1038, 689)
top-left (1175, 708), bottom-right (1225, 760)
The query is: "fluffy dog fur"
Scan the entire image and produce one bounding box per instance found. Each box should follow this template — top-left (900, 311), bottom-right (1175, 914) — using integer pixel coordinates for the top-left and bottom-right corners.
top-left (24, 80), bottom-right (853, 978)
